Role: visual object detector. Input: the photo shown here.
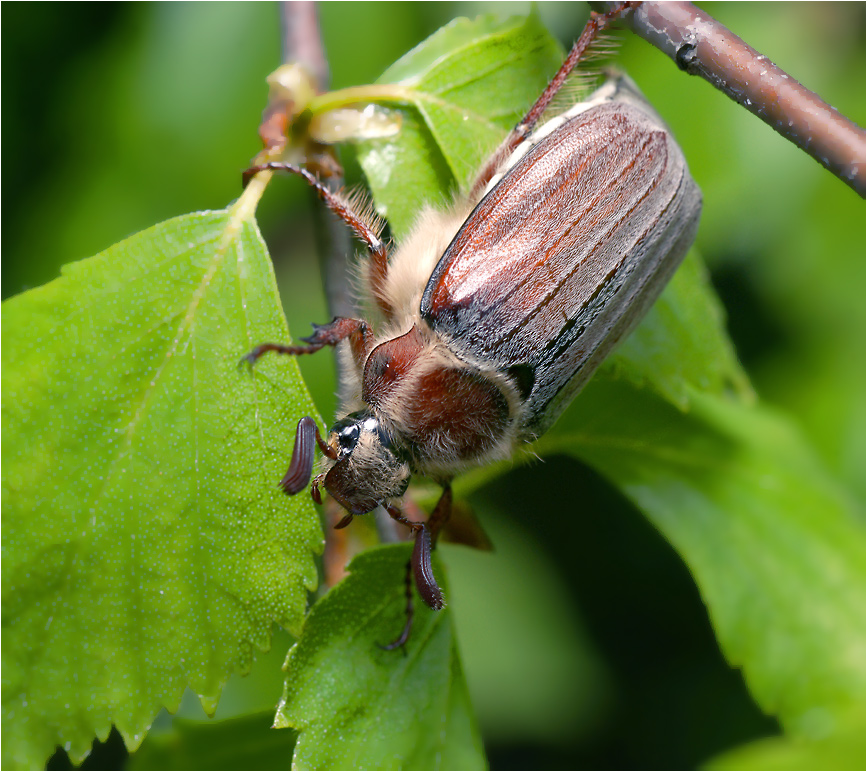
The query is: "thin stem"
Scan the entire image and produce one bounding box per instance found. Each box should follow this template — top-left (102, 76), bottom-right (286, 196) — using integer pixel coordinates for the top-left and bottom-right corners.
top-left (590, 1), bottom-right (865, 197)
top-left (276, 4), bottom-right (401, 544)
top-left (276, 4), bottom-right (355, 321)
top-left (228, 169), bottom-right (273, 231)
top-left (279, 2), bottom-right (329, 87)
top-left (307, 84), bottom-right (417, 114)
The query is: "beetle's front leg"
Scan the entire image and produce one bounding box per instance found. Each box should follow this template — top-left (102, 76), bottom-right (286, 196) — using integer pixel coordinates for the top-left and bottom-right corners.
top-left (240, 316), bottom-right (374, 372)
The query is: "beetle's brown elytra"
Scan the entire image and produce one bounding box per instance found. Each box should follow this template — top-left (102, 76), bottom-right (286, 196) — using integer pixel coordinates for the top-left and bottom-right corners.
top-left (243, 2), bottom-right (701, 647)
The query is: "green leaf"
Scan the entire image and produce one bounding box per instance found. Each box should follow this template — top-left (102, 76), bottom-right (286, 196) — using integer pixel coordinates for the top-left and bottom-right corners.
top-left (543, 378), bottom-right (865, 742)
top-left (355, 13), bottom-right (563, 238)
top-left (275, 545), bottom-right (487, 771)
top-left (608, 250), bottom-right (753, 408)
top-left (2, 204), bottom-right (322, 767)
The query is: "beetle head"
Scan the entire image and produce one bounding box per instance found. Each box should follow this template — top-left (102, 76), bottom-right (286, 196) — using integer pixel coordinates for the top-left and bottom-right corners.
top-left (282, 411), bottom-right (410, 514)
top-left (322, 411), bottom-right (411, 513)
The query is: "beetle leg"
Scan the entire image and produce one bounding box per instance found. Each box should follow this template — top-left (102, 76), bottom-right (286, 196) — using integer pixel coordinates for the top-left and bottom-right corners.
top-left (383, 501), bottom-right (422, 532)
top-left (243, 162), bottom-right (385, 257)
top-left (515, 2), bottom-right (641, 137)
top-left (470, 1), bottom-right (640, 197)
top-left (243, 161), bottom-right (394, 319)
top-left (310, 474), bottom-right (325, 504)
top-left (239, 341), bottom-right (324, 368)
top-left (379, 499), bottom-right (447, 649)
top-left (426, 484), bottom-right (453, 547)
top-left (303, 317), bottom-right (374, 371)
top-left (241, 316), bottom-right (373, 372)
top-left (380, 558), bottom-right (415, 652)
top-left (334, 513), bottom-right (354, 529)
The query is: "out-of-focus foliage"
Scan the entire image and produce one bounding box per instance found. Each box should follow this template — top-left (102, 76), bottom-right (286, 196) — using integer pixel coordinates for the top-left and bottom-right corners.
top-left (355, 13), bottom-right (562, 234)
top-left (129, 712), bottom-right (297, 771)
top-left (2, 3), bottom-right (863, 771)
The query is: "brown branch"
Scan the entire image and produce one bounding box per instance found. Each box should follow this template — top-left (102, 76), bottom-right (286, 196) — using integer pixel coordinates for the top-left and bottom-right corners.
top-left (279, 2), bottom-right (329, 88)
top-left (592, 1), bottom-right (866, 197)
top-left (275, 3), bottom-right (355, 320)
top-left (266, 4), bottom-right (352, 317)
top-left (274, 3), bottom-right (402, 546)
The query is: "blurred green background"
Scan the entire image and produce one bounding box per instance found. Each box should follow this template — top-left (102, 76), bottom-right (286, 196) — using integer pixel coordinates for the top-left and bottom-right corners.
top-left (4, 3), bottom-right (863, 770)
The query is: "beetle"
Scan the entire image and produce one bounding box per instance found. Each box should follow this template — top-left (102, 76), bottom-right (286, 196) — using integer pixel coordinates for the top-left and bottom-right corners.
top-left (243, 4), bottom-right (701, 647)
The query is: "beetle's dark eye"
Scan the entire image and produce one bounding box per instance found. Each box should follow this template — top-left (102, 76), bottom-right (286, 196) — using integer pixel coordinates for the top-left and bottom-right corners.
top-left (331, 417), bottom-right (361, 458)
top-left (329, 411), bottom-right (398, 462)
top-left (338, 423), bottom-right (360, 451)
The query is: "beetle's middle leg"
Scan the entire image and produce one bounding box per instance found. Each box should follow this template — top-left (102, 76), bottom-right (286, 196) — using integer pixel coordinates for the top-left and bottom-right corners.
top-left (470, 1), bottom-right (641, 197)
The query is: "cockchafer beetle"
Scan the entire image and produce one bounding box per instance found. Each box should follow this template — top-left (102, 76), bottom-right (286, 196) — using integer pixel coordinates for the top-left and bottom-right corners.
top-left (243, 4), bottom-right (702, 647)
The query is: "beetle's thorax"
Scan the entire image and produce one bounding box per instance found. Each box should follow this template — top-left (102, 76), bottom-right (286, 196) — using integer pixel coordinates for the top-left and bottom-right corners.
top-left (334, 315), bottom-right (525, 489)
